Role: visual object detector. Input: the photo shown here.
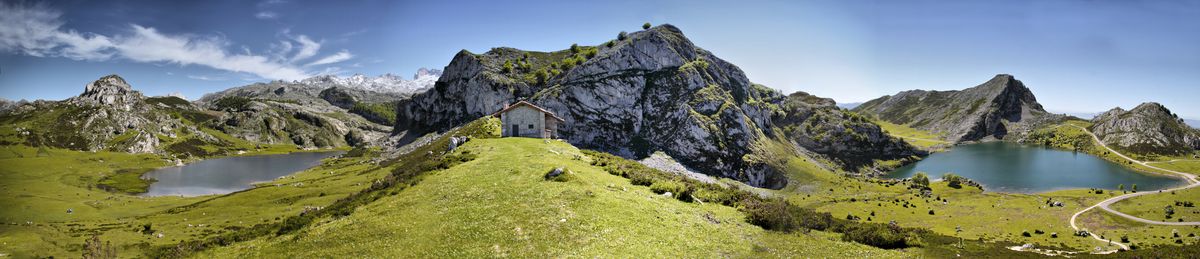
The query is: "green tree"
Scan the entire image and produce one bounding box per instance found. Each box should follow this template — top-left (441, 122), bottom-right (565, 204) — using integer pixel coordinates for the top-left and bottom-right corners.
top-left (1118, 184), bottom-right (1125, 192)
top-left (943, 173), bottom-right (963, 189)
top-left (912, 172), bottom-right (930, 189)
top-left (618, 31), bottom-right (628, 41)
top-left (570, 43), bottom-right (580, 53)
top-left (534, 69), bottom-right (549, 84)
top-left (643, 22), bottom-right (652, 29)
top-left (1132, 184), bottom-right (1137, 192)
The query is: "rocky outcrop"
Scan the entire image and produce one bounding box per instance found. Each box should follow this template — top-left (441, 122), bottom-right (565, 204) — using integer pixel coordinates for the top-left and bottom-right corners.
top-left (198, 81), bottom-right (397, 148)
top-left (1, 75), bottom-right (196, 153)
top-left (394, 24), bottom-right (919, 188)
top-left (854, 74), bottom-right (1061, 142)
top-left (1090, 102), bottom-right (1200, 155)
top-left (774, 92), bottom-right (924, 171)
top-left (72, 75), bottom-right (144, 111)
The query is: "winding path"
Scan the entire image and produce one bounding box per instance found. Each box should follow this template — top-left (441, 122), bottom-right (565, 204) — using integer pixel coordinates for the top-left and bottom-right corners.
top-left (1066, 125), bottom-right (1200, 252)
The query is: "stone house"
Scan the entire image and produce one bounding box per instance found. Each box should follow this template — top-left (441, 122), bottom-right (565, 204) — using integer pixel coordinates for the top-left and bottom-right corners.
top-left (492, 101), bottom-right (564, 138)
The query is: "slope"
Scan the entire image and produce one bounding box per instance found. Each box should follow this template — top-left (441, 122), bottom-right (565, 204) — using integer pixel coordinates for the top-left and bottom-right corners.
top-left (854, 74), bottom-right (1062, 142)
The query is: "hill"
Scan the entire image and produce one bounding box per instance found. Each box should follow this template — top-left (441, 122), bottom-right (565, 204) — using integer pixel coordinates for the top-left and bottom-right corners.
top-left (1090, 102), bottom-right (1200, 156)
top-left (394, 24), bottom-right (919, 188)
top-left (854, 74), bottom-right (1063, 142)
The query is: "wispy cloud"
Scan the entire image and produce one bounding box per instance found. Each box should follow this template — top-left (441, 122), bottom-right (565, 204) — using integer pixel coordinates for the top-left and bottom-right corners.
top-left (254, 11), bottom-right (278, 20)
top-left (0, 2), bottom-right (352, 81)
top-left (306, 50), bottom-right (353, 66)
top-left (187, 75), bottom-right (226, 81)
top-left (290, 34), bottom-right (320, 62)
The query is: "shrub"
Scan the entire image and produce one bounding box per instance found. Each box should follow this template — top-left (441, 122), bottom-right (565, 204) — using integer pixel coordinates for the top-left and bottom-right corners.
top-left (617, 31), bottom-right (628, 41)
top-left (838, 223), bottom-right (918, 249)
top-left (534, 69), bottom-right (549, 84)
top-left (605, 40), bottom-right (615, 47)
top-left (570, 43), bottom-right (580, 53)
top-left (1022, 231), bottom-right (1031, 237)
top-left (643, 22), bottom-right (651, 29)
top-left (502, 60), bottom-right (513, 73)
top-left (649, 180), bottom-right (687, 195)
top-left (1121, 235), bottom-right (1130, 243)
top-left (943, 173), bottom-right (963, 189)
top-left (212, 96), bottom-right (253, 111)
top-left (911, 172), bottom-right (930, 190)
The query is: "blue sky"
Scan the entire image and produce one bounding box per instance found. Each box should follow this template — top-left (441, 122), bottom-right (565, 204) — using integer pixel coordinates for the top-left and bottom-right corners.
top-left (1, 0), bottom-right (1198, 118)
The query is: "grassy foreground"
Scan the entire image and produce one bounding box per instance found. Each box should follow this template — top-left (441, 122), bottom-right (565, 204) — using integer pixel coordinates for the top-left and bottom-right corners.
top-left (0, 144), bottom-right (387, 258)
top-left (195, 137), bottom-right (906, 258)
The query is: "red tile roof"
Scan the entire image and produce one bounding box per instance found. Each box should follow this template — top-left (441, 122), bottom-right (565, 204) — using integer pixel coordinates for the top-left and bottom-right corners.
top-left (491, 101), bottom-right (565, 122)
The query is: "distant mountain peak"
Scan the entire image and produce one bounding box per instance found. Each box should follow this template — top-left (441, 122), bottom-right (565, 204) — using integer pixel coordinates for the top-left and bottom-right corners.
top-left (73, 74), bottom-right (145, 109)
top-left (855, 73), bottom-right (1058, 142)
top-left (295, 68), bottom-right (440, 94)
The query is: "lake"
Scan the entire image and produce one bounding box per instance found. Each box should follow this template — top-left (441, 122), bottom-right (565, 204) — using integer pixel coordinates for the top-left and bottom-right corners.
top-left (141, 151), bottom-right (344, 196)
top-left (886, 142), bottom-right (1184, 193)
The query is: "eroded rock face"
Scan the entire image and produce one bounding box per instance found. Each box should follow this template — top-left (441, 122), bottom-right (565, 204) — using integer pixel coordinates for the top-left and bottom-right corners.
top-left (394, 24), bottom-right (920, 188)
top-left (1090, 102), bottom-right (1200, 155)
top-left (854, 74), bottom-right (1062, 142)
top-left (198, 80), bottom-right (400, 148)
top-left (774, 92), bottom-right (924, 171)
top-left (74, 75), bottom-right (145, 111)
top-left (3, 75), bottom-right (194, 154)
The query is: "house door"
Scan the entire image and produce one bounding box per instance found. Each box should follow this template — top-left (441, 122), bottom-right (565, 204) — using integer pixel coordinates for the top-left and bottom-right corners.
top-left (511, 124), bottom-right (519, 137)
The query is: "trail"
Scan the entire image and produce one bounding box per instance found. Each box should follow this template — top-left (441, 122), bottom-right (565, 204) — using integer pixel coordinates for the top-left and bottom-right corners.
top-left (1066, 125), bottom-right (1200, 253)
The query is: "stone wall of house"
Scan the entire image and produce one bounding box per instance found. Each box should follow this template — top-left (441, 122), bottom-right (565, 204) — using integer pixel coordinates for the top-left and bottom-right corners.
top-left (502, 106), bottom-right (546, 138)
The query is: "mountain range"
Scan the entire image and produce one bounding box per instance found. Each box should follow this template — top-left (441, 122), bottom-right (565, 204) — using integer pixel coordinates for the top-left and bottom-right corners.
top-left (393, 25), bottom-right (919, 188)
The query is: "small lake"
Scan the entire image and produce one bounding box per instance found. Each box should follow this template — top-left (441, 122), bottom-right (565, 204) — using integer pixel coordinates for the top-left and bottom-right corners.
top-left (141, 151), bottom-right (343, 196)
top-left (886, 142), bottom-right (1184, 193)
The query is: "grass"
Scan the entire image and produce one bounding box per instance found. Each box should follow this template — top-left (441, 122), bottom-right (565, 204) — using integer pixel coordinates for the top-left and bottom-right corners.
top-left (1075, 208), bottom-right (1199, 250)
top-left (193, 137), bottom-right (907, 258)
top-left (1147, 160), bottom-right (1200, 177)
top-left (873, 119), bottom-right (949, 149)
top-left (810, 177), bottom-right (1119, 251)
top-left (96, 168), bottom-right (157, 194)
top-left (0, 144), bottom-right (386, 258)
top-left (1109, 187), bottom-right (1200, 222)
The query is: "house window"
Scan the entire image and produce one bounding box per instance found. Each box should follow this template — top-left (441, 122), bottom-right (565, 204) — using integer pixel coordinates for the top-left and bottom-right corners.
top-left (528, 124), bottom-right (534, 129)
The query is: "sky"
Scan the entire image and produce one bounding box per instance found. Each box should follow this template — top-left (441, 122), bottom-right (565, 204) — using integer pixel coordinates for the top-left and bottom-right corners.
top-left (1, 0), bottom-right (1198, 118)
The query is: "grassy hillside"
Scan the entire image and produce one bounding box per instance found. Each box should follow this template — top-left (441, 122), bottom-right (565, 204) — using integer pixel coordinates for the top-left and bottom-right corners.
top-left (0, 145), bottom-right (384, 258)
top-left (195, 137), bottom-right (907, 257)
top-left (873, 119), bottom-right (950, 150)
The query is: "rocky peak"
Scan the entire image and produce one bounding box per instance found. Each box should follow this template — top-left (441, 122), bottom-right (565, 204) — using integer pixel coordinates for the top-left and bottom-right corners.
top-left (1091, 102), bottom-right (1199, 155)
top-left (854, 74), bottom-right (1058, 142)
top-left (73, 74), bottom-right (145, 110)
top-left (397, 24), bottom-right (792, 188)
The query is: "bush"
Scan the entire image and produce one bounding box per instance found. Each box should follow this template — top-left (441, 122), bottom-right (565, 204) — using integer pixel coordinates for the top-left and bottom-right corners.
top-left (943, 173), bottom-right (963, 189)
top-left (570, 43), bottom-right (580, 53)
top-left (605, 40), bottom-right (615, 48)
top-left (534, 69), bottom-right (549, 84)
top-left (212, 96), bottom-right (253, 111)
top-left (617, 31), bottom-right (628, 41)
top-left (838, 223), bottom-right (918, 249)
top-left (911, 172), bottom-right (930, 189)
top-left (650, 180), bottom-right (687, 195)
top-left (643, 22), bottom-right (651, 29)
top-left (502, 60), bottom-right (513, 73)
top-left (1022, 231), bottom-right (1031, 237)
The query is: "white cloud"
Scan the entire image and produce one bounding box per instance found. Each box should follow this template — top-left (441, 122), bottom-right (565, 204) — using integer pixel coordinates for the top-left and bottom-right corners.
top-left (306, 50), bottom-right (353, 67)
top-left (0, 2), bottom-right (353, 81)
top-left (290, 35), bottom-right (320, 62)
top-left (255, 11), bottom-right (278, 20)
top-left (187, 75), bottom-right (226, 81)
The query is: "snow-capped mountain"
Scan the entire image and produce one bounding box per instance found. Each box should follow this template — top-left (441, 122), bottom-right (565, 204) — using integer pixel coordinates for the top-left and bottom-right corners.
top-left (299, 68), bottom-right (442, 94)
